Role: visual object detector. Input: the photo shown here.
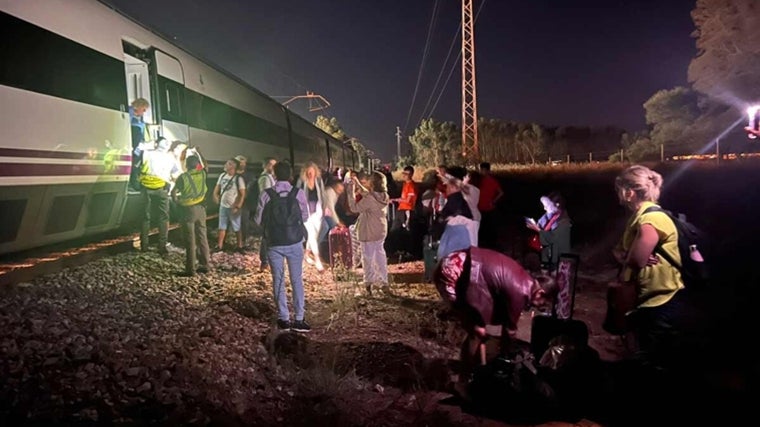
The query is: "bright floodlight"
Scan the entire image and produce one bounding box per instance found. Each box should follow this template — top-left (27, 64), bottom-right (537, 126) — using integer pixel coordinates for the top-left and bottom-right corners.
top-left (748, 105), bottom-right (760, 140)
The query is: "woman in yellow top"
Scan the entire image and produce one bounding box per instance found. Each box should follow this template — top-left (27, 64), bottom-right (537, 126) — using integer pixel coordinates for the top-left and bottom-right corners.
top-left (613, 165), bottom-right (687, 374)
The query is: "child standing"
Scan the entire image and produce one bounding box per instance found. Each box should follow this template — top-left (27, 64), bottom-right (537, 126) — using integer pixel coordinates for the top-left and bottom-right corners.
top-left (392, 166), bottom-right (417, 229)
top-left (348, 171), bottom-right (390, 294)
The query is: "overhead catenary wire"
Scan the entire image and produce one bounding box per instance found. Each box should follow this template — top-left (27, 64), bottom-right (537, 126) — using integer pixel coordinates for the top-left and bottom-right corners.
top-left (416, 19), bottom-right (461, 127)
top-left (413, 0), bottom-right (488, 132)
top-left (402, 0), bottom-right (440, 136)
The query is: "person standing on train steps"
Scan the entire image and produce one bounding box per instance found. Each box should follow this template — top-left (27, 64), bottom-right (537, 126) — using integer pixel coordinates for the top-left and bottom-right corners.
top-left (257, 157), bottom-right (277, 272)
top-left (139, 138), bottom-right (180, 256)
top-left (129, 98), bottom-right (151, 147)
top-left (171, 155), bottom-right (211, 276)
top-left (213, 158), bottom-right (246, 253)
top-left (255, 161), bottom-right (311, 333)
top-left (129, 98), bottom-right (151, 191)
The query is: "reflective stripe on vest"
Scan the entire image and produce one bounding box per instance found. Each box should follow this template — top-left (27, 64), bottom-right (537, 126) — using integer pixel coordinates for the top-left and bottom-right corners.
top-left (177, 170), bottom-right (207, 206)
top-left (139, 151), bottom-right (171, 189)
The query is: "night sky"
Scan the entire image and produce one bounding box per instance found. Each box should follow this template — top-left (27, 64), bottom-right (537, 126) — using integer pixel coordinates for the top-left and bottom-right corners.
top-left (102, 0), bottom-right (697, 160)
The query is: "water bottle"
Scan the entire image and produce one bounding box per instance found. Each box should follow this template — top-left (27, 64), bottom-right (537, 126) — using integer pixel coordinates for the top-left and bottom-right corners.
top-left (689, 244), bottom-right (704, 262)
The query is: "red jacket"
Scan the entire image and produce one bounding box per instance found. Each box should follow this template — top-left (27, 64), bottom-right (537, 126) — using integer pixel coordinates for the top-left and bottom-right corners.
top-left (442, 247), bottom-right (534, 331)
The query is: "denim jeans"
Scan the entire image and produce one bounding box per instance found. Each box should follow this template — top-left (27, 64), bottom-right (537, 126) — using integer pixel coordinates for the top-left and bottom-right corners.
top-left (267, 242), bottom-right (305, 322)
top-left (319, 216), bottom-right (338, 243)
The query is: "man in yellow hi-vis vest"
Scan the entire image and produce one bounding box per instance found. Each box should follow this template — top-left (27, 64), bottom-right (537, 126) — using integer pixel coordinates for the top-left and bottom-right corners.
top-left (139, 138), bottom-right (179, 255)
top-left (171, 155), bottom-right (211, 275)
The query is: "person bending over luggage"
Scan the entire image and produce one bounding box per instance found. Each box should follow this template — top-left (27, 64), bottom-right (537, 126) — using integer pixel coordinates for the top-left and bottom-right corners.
top-left (433, 247), bottom-right (558, 398)
top-left (348, 171), bottom-right (390, 295)
top-left (320, 178), bottom-right (345, 242)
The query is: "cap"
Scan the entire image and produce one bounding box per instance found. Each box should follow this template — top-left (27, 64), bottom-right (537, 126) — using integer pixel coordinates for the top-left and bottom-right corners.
top-left (234, 155), bottom-right (247, 163)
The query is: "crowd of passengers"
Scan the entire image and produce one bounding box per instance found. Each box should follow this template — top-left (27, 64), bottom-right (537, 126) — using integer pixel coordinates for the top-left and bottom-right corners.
top-left (137, 143), bottom-right (695, 417)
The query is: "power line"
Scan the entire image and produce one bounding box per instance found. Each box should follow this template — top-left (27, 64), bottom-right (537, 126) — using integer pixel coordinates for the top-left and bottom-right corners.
top-left (416, 20), bottom-right (461, 126)
top-left (402, 0), bottom-right (440, 135)
top-left (422, 0), bottom-right (487, 126)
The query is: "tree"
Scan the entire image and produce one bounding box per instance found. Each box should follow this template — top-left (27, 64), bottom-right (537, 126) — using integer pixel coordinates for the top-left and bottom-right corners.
top-left (624, 133), bottom-right (660, 162)
top-left (643, 87), bottom-right (700, 151)
top-left (349, 139), bottom-right (369, 170)
top-left (314, 115), bottom-right (346, 141)
top-left (408, 118), bottom-right (460, 167)
top-left (688, 0), bottom-right (760, 103)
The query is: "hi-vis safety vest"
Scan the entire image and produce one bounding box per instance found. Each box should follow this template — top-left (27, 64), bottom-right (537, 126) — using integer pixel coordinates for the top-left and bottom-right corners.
top-left (139, 150), bottom-right (174, 190)
top-left (176, 170), bottom-right (207, 206)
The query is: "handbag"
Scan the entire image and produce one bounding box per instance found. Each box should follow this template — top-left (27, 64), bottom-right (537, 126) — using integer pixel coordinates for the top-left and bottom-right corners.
top-left (527, 233), bottom-right (542, 252)
top-left (526, 213), bottom-right (560, 253)
top-left (602, 281), bottom-right (637, 335)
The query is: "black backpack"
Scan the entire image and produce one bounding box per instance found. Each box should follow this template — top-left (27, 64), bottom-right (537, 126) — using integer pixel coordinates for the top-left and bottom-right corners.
top-left (644, 206), bottom-right (710, 288)
top-left (262, 187), bottom-right (306, 246)
top-left (245, 175), bottom-right (260, 212)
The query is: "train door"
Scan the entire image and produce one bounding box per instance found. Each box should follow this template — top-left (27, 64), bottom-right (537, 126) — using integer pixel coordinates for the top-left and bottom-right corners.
top-left (123, 42), bottom-right (188, 144)
top-left (152, 49), bottom-right (188, 144)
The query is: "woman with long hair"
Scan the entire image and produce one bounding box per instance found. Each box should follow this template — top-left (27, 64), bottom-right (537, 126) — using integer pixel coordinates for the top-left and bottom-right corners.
top-left (348, 170), bottom-right (390, 294)
top-left (296, 162), bottom-right (326, 271)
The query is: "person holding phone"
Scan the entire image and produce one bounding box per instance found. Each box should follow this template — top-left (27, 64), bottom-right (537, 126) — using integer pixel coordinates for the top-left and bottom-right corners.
top-left (525, 192), bottom-right (572, 271)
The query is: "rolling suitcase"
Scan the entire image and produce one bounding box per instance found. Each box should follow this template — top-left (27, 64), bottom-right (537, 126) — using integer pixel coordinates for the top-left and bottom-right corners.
top-left (329, 227), bottom-right (353, 273)
top-left (530, 254), bottom-right (586, 358)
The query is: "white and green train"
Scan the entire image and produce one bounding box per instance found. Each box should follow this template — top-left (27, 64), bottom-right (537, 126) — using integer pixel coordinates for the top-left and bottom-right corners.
top-left (0, 0), bottom-right (354, 255)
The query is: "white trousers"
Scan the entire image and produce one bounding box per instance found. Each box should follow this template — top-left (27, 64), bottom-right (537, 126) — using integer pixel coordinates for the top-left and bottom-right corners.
top-left (360, 240), bottom-right (388, 285)
top-left (304, 212), bottom-right (323, 264)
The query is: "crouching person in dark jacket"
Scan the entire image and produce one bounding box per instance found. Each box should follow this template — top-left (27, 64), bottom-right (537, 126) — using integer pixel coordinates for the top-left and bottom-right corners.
top-left (433, 247), bottom-right (558, 397)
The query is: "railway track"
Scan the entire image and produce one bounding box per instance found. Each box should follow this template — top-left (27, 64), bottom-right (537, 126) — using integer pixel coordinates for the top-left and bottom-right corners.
top-left (0, 215), bottom-right (219, 287)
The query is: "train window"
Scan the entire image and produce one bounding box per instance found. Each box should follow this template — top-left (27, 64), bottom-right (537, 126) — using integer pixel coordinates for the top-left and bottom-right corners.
top-left (161, 80), bottom-right (185, 122)
top-left (45, 195), bottom-right (84, 235)
top-left (86, 192), bottom-right (117, 227)
top-left (0, 199), bottom-right (27, 243)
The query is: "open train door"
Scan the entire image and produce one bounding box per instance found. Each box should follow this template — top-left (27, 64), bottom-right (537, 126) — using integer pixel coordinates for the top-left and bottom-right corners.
top-left (152, 49), bottom-right (188, 145)
top-left (120, 42), bottom-right (188, 224)
top-left (122, 42), bottom-right (188, 144)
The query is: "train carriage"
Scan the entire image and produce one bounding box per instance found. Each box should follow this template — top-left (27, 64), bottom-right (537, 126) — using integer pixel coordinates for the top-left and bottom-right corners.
top-left (0, 0), bottom-right (353, 255)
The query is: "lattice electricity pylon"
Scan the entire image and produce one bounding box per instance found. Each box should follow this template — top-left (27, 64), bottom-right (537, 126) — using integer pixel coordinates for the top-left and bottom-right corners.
top-left (461, 0), bottom-right (478, 162)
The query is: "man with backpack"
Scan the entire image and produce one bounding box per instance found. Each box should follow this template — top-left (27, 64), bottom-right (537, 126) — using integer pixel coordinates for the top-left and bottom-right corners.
top-left (254, 161), bottom-right (311, 333)
top-left (213, 157), bottom-right (246, 253)
top-left (255, 157), bottom-right (277, 271)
